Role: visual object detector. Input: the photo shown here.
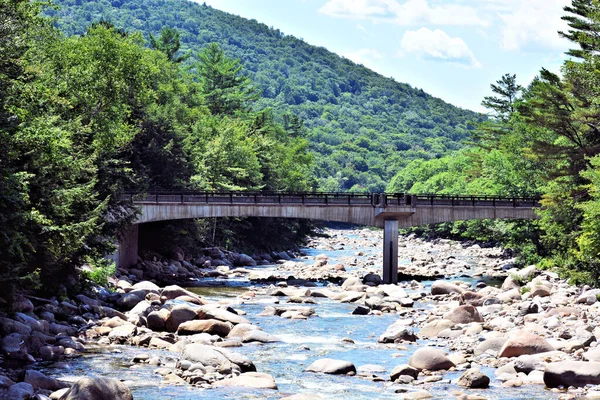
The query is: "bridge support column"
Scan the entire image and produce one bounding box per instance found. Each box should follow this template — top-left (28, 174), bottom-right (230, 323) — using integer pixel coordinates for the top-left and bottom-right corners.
top-left (383, 219), bottom-right (399, 284)
top-left (118, 224), bottom-right (139, 268)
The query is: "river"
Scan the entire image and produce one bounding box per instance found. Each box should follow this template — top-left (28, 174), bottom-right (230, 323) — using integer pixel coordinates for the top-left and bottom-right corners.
top-left (40, 227), bottom-right (559, 399)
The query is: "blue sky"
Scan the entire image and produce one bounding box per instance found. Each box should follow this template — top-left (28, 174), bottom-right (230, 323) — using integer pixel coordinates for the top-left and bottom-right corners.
top-left (196, 0), bottom-right (571, 112)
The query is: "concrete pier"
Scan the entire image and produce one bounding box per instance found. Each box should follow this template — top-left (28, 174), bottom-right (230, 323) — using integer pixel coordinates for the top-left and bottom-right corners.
top-left (382, 219), bottom-right (399, 284)
top-left (118, 224), bottom-right (139, 268)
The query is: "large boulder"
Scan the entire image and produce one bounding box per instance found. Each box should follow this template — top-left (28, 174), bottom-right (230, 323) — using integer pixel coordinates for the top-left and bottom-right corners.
top-left (241, 330), bottom-right (281, 343)
top-left (418, 319), bottom-right (455, 338)
top-left (146, 308), bottom-right (170, 331)
top-left (431, 281), bottom-right (464, 295)
top-left (197, 306), bottom-right (250, 325)
top-left (305, 358), bottom-right (356, 375)
top-left (177, 319), bottom-right (231, 337)
top-left (161, 285), bottom-right (205, 302)
top-left (390, 364), bottom-right (419, 381)
top-left (409, 347), bottom-right (455, 371)
top-left (544, 361), bottom-right (600, 388)
top-left (444, 305), bottom-right (483, 324)
top-left (58, 377), bottom-right (132, 400)
top-left (228, 323), bottom-right (261, 338)
top-left (180, 344), bottom-right (232, 370)
top-left (131, 281), bottom-right (160, 294)
top-left (474, 337), bottom-right (507, 356)
top-left (213, 372), bottom-right (276, 389)
top-left (165, 304), bottom-right (198, 332)
top-left (457, 368), bottom-right (490, 388)
top-left (6, 382), bottom-right (35, 400)
top-left (378, 321), bottom-right (417, 343)
top-left (498, 330), bottom-right (554, 358)
top-left (23, 370), bottom-right (70, 391)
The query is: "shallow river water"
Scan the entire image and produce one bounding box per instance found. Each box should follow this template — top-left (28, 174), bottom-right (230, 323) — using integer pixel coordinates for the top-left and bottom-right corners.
top-left (41, 228), bottom-right (559, 399)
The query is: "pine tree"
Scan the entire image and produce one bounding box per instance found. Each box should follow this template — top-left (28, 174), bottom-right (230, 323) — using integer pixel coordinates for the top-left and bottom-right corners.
top-left (197, 43), bottom-right (259, 116)
top-left (559, 0), bottom-right (600, 59)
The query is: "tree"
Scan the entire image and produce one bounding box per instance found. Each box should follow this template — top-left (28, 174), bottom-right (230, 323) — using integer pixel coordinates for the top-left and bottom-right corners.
top-left (481, 73), bottom-right (523, 122)
top-left (559, 0), bottom-right (600, 59)
top-left (150, 26), bottom-right (185, 62)
top-left (197, 42), bottom-right (259, 116)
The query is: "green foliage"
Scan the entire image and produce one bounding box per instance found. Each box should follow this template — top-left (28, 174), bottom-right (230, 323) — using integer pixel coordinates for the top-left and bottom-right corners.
top-left (47, 0), bottom-right (484, 191)
top-left (150, 26), bottom-right (185, 62)
top-left (0, 2), bottom-right (316, 302)
top-left (84, 259), bottom-right (116, 287)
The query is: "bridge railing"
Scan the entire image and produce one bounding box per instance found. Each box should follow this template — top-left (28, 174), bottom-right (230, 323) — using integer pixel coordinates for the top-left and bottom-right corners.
top-left (122, 191), bottom-right (540, 208)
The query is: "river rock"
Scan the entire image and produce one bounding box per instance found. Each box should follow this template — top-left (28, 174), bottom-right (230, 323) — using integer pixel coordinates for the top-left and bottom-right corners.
top-left (166, 304), bottom-right (198, 332)
top-left (241, 330), bottom-right (281, 343)
top-left (457, 368), bottom-right (490, 388)
top-left (363, 273), bottom-right (382, 285)
top-left (0, 317), bottom-right (32, 336)
top-left (214, 347), bottom-right (256, 372)
top-left (390, 364), bottom-right (419, 381)
top-left (409, 347), bottom-right (455, 371)
top-left (178, 319), bottom-right (231, 336)
top-left (107, 324), bottom-right (137, 342)
top-left (58, 377), bottom-right (132, 400)
top-left (132, 280), bottom-right (160, 294)
top-left (147, 308), bottom-right (170, 331)
top-left (352, 305), bottom-right (370, 315)
top-left (180, 344), bottom-right (233, 370)
top-left (544, 361), bottom-right (600, 388)
top-left (419, 319), bottom-right (455, 338)
top-left (228, 323), bottom-right (261, 338)
top-left (24, 370), bottom-right (70, 391)
top-left (529, 285), bottom-right (551, 298)
top-left (161, 285), bottom-right (203, 302)
top-left (6, 382), bottom-right (35, 400)
top-left (444, 305), bottom-right (484, 324)
top-left (197, 305), bottom-right (250, 325)
top-left (116, 292), bottom-right (145, 310)
top-left (212, 372), bottom-right (277, 389)
top-left (305, 358), bottom-right (356, 375)
top-left (474, 337), bottom-right (507, 356)
top-left (498, 330), bottom-right (554, 357)
top-left (431, 281), bottom-right (464, 295)
top-left (378, 321), bottom-right (417, 343)
top-left (14, 312), bottom-right (48, 333)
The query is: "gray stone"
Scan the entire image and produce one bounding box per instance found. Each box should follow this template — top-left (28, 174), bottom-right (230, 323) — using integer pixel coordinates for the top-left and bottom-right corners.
top-left (409, 347), bottom-right (455, 371)
top-left (457, 368), bottom-right (490, 388)
top-left (390, 364), bottom-right (419, 381)
top-left (212, 372), bottom-right (276, 389)
top-left (305, 358), bottom-right (356, 375)
top-left (544, 361), bottom-right (600, 388)
top-left (378, 321), bottom-right (417, 343)
top-left (58, 377), bottom-right (132, 400)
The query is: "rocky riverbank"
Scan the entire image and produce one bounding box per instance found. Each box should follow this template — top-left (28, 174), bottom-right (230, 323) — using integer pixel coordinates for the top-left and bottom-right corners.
top-left (2, 227), bottom-right (600, 399)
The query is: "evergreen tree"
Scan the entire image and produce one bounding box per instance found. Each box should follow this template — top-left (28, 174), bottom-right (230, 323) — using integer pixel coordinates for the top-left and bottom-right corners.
top-left (197, 42), bottom-right (260, 116)
top-left (150, 26), bottom-right (186, 62)
top-left (560, 0), bottom-right (600, 59)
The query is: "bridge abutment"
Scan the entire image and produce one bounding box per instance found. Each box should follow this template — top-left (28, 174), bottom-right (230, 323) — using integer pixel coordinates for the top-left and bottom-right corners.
top-left (382, 219), bottom-right (399, 284)
top-left (118, 224), bottom-right (139, 268)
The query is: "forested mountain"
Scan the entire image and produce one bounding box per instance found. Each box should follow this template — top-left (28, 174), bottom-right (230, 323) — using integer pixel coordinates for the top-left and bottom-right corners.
top-left (47, 0), bottom-right (484, 191)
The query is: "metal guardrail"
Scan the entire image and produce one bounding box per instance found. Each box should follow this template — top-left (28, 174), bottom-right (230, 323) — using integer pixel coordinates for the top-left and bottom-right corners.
top-left (122, 191), bottom-right (541, 208)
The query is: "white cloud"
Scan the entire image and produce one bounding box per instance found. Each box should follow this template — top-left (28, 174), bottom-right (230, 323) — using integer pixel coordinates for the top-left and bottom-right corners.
top-left (356, 24), bottom-right (369, 34)
top-left (491, 0), bottom-right (571, 51)
top-left (400, 27), bottom-right (481, 68)
top-left (319, 0), bottom-right (488, 27)
top-left (343, 48), bottom-right (384, 70)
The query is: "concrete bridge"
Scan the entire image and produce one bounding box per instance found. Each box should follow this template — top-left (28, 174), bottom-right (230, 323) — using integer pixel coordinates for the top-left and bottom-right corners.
top-left (117, 191), bottom-right (540, 284)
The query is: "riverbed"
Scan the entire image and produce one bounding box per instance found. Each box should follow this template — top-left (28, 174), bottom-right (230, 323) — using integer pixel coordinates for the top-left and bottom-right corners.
top-left (40, 227), bottom-right (560, 399)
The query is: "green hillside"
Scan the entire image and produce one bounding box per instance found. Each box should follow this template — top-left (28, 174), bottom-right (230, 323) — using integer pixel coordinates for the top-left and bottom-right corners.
top-left (47, 0), bottom-right (484, 191)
